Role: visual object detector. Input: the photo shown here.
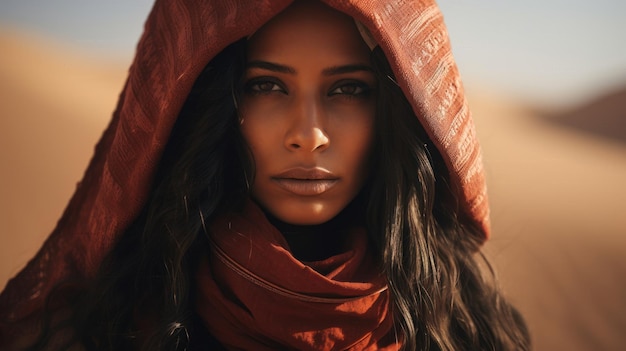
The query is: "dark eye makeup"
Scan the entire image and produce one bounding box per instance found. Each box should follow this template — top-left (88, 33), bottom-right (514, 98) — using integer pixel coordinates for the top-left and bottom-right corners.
top-left (243, 77), bottom-right (374, 99)
top-left (328, 80), bottom-right (373, 97)
top-left (244, 77), bottom-right (287, 94)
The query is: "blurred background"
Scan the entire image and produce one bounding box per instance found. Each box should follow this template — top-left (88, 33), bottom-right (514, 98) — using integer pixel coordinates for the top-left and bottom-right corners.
top-left (1, 1), bottom-right (624, 350)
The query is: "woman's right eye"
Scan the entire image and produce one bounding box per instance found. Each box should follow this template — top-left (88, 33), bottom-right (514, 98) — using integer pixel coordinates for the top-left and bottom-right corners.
top-left (244, 79), bottom-right (286, 94)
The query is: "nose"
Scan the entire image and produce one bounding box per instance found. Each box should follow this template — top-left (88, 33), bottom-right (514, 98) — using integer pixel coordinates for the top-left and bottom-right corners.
top-left (284, 97), bottom-right (330, 152)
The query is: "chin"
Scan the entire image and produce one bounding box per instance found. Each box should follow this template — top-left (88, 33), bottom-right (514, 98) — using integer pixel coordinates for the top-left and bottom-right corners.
top-left (263, 200), bottom-right (344, 226)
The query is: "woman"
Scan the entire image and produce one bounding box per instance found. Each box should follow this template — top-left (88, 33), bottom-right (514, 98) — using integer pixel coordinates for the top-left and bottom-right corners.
top-left (0, 0), bottom-right (530, 350)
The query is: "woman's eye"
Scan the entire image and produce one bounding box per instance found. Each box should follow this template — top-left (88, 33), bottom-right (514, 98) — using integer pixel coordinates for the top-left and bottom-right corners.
top-left (329, 83), bottom-right (369, 96)
top-left (245, 79), bottom-right (285, 94)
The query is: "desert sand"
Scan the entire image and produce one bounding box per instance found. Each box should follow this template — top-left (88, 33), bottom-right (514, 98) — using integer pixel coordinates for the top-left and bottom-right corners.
top-left (1, 29), bottom-right (625, 350)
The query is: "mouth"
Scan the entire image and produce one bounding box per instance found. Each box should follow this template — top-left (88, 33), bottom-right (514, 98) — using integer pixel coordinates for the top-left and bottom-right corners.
top-left (272, 168), bottom-right (339, 196)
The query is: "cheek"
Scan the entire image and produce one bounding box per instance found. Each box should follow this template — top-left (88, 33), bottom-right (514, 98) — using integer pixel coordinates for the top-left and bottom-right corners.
top-left (335, 112), bottom-right (376, 182)
top-left (354, 126), bottom-right (375, 176)
top-left (239, 113), bottom-right (275, 163)
top-left (240, 124), bottom-right (260, 154)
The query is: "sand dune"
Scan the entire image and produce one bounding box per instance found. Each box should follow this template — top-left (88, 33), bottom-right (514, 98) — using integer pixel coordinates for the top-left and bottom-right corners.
top-left (542, 86), bottom-right (626, 144)
top-left (0, 29), bottom-right (127, 285)
top-left (1, 30), bottom-right (625, 350)
top-left (468, 88), bottom-right (626, 350)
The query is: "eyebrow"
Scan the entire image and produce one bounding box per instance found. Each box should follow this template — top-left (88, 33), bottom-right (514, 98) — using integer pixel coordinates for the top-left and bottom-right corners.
top-left (247, 60), bottom-right (296, 74)
top-left (246, 60), bottom-right (373, 76)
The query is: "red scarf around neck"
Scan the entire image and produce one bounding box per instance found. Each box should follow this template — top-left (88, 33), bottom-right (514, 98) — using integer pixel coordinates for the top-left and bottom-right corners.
top-left (195, 201), bottom-right (402, 350)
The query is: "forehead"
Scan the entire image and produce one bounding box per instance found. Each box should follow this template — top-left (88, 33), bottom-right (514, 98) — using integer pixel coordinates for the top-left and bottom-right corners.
top-left (246, 1), bottom-right (371, 64)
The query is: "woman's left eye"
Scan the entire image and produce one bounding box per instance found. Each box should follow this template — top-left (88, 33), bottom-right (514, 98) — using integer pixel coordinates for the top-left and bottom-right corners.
top-left (329, 82), bottom-right (370, 96)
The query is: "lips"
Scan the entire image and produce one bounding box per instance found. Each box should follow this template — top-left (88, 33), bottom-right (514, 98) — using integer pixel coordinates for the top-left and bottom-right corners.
top-left (272, 168), bottom-right (339, 196)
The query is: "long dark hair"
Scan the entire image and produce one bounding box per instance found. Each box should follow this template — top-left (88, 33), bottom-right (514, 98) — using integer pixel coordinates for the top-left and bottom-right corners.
top-left (368, 46), bottom-right (529, 350)
top-left (31, 39), bottom-right (529, 350)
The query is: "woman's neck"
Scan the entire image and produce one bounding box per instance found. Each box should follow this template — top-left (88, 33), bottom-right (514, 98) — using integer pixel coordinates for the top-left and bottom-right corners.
top-left (263, 202), bottom-right (363, 262)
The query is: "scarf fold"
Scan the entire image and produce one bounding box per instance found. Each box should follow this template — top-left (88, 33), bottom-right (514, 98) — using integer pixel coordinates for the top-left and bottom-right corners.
top-left (195, 201), bottom-right (401, 350)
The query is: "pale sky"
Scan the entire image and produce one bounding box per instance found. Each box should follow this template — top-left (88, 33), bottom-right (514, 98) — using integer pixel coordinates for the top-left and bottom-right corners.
top-left (1, 0), bottom-right (625, 108)
top-left (438, 0), bottom-right (626, 107)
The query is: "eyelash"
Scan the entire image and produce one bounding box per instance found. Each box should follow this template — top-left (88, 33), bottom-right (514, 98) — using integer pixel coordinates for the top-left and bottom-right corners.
top-left (328, 82), bottom-right (371, 98)
top-left (243, 78), bottom-right (372, 98)
top-left (244, 77), bottom-right (286, 94)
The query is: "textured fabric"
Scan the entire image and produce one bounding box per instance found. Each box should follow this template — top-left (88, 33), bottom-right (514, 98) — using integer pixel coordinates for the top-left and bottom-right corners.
top-left (196, 200), bottom-right (399, 350)
top-left (0, 0), bottom-right (489, 344)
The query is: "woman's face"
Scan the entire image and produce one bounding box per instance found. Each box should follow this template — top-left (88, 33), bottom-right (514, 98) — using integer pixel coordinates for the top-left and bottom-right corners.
top-left (239, 1), bottom-right (376, 225)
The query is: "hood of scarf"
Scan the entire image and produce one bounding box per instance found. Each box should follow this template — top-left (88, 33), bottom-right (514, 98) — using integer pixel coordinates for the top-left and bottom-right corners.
top-left (196, 200), bottom-right (399, 350)
top-left (0, 0), bottom-right (489, 336)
